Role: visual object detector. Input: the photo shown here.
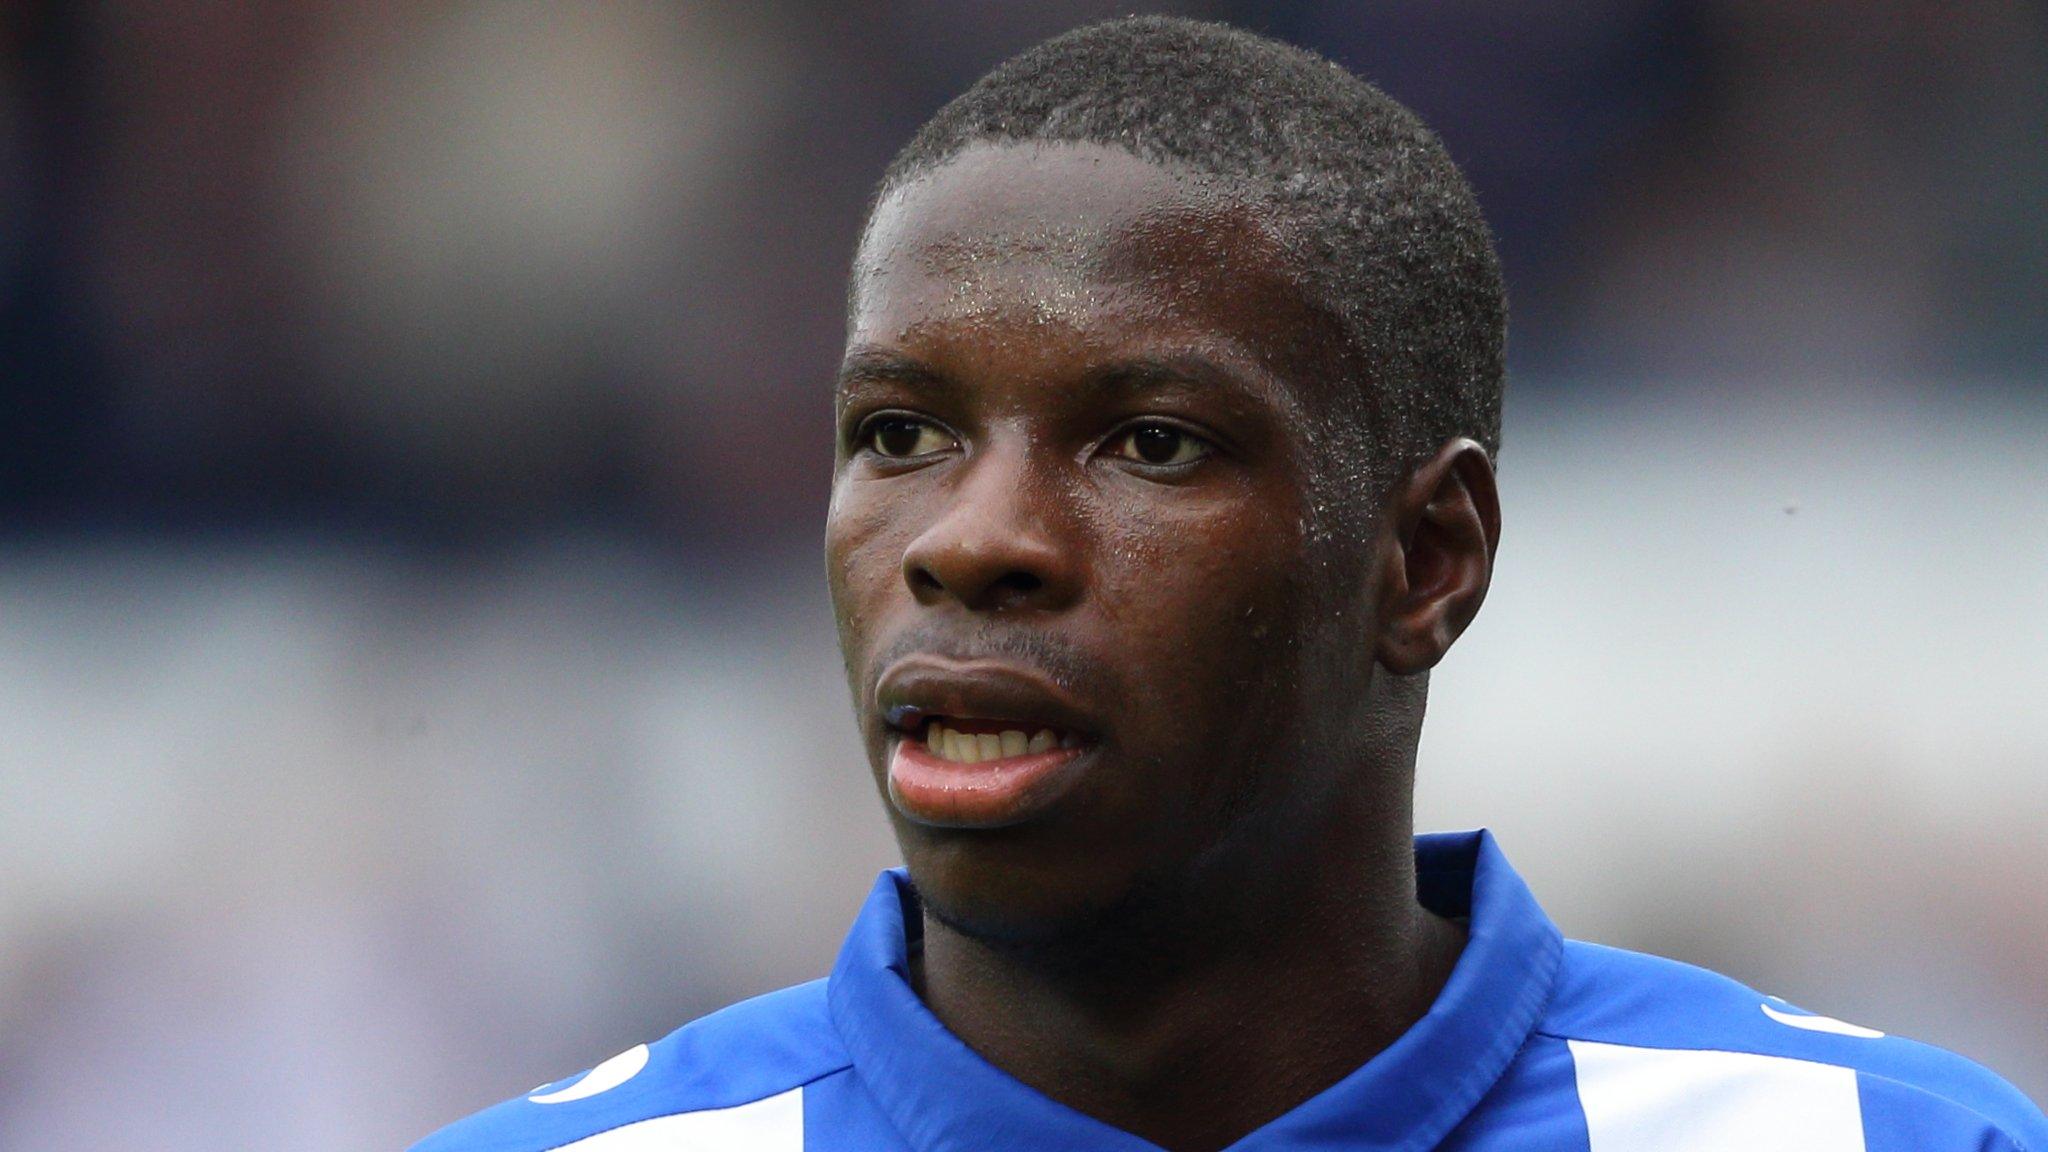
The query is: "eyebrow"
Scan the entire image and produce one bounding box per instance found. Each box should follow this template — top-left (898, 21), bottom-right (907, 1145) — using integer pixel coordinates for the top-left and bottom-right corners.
top-left (836, 346), bottom-right (1288, 414)
top-left (835, 347), bottom-right (947, 396)
top-left (1084, 355), bottom-right (1275, 407)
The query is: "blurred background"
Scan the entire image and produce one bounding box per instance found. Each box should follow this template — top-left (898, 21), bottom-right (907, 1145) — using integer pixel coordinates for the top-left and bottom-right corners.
top-left (1, 1), bottom-right (2043, 1146)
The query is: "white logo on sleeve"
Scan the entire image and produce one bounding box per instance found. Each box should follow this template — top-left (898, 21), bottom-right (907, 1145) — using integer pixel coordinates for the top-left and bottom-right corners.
top-left (1761, 1001), bottom-right (1884, 1039)
top-left (528, 1044), bottom-right (651, 1104)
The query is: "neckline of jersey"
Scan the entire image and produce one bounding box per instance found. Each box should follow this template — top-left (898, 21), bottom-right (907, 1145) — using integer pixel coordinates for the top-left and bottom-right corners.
top-left (824, 829), bottom-right (1563, 1152)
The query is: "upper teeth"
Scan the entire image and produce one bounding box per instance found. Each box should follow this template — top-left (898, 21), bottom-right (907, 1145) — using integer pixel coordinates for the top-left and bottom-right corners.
top-left (925, 722), bottom-right (1069, 763)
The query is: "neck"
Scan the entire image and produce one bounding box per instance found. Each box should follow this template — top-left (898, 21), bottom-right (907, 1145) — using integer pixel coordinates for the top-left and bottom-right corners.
top-left (913, 814), bottom-right (1465, 1152)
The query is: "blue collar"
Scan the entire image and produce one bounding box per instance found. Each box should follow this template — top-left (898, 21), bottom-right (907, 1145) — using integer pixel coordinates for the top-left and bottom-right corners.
top-left (826, 830), bottom-right (1562, 1152)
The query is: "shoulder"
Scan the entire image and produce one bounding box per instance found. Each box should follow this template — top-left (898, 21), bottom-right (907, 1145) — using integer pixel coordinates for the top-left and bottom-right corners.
top-left (1534, 940), bottom-right (2048, 1150)
top-left (410, 980), bottom-right (851, 1152)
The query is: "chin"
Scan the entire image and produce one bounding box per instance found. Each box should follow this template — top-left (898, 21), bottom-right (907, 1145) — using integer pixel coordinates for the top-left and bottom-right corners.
top-left (901, 832), bottom-right (1146, 950)
top-left (900, 830), bottom-right (1196, 965)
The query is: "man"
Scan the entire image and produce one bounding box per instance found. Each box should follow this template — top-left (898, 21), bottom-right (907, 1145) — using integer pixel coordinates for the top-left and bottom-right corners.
top-left (414, 17), bottom-right (2046, 1152)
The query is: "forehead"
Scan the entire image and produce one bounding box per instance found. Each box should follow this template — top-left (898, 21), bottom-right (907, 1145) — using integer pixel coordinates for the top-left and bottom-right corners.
top-left (849, 143), bottom-right (1335, 383)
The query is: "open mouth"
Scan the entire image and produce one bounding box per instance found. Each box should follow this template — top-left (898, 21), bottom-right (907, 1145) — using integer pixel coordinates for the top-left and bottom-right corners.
top-left (882, 707), bottom-right (1095, 828)
top-left (874, 663), bottom-right (1101, 828)
top-left (916, 716), bottom-right (1084, 763)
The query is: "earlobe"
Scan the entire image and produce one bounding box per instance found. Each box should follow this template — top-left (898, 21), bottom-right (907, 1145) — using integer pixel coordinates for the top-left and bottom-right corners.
top-left (1373, 438), bottom-right (1500, 675)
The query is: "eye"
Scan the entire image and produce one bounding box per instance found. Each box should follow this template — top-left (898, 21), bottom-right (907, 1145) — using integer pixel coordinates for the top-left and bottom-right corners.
top-left (1112, 422), bottom-right (1212, 468)
top-left (861, 414), bottom-right (954, 459)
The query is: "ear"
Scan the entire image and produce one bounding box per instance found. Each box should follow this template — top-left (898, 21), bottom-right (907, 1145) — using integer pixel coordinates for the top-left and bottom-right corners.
top-left (1372, 438), bottom-right (1501, 675)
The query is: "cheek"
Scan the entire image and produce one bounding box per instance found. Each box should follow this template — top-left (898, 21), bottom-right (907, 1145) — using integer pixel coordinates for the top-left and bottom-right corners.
top-left (1093, 485), bottom-right (1311, 723)
top-left (824, 483), bottom-right (907, 658)
top-left (1081, 498), bottom-right (1314, 851)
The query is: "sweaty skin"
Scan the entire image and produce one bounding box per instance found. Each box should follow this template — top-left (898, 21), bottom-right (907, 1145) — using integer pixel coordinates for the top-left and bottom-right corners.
top-left (825, 142), bottom-right (1500, 1152)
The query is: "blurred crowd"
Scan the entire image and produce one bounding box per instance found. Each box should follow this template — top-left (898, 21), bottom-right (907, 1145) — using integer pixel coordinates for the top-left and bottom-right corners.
top-left (5, 1), bottom-right (2042, 539)
top-left (0, 3), bottom-right (2042, 1148)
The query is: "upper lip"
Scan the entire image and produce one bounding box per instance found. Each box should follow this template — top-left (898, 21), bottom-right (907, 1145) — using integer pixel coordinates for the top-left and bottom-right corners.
top-left (876, 655), bottom-right (1101, 740)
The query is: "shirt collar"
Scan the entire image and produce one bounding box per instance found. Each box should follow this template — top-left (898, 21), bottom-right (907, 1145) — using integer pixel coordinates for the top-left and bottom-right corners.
top-left (826, 830), bottom-right (1561, 1152)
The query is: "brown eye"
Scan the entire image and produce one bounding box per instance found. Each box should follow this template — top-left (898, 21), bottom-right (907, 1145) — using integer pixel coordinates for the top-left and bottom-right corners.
top-left (866, 416), bottom-right (951, 459)
top-left (1115, 423), bottom-right (1210, 467)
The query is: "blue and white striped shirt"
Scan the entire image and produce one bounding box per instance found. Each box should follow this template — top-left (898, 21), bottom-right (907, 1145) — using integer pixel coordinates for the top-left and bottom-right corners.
top-left (413, 831), bottom-right (2046, 1151)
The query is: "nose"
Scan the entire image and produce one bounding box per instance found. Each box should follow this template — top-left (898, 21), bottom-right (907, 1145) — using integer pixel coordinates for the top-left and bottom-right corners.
top-left (902, 442), bottom-right (1079, 613)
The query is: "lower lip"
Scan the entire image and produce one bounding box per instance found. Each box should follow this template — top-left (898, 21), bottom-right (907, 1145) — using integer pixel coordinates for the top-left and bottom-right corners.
top-left (887, 734), bottom-right (1089, 829)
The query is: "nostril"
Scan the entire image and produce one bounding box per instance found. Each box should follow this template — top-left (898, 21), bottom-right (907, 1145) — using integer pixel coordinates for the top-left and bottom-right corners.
top-left (995, 571), bottom-right (1043, 596)
top-left (978, 570), bottom-right (1045, 610)
top-left (904, 532), bottom-right (1065, 608)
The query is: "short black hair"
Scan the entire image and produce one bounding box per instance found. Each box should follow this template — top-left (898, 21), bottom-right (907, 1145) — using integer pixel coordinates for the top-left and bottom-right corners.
top-left (869, 15), bottom-right (1505, 486)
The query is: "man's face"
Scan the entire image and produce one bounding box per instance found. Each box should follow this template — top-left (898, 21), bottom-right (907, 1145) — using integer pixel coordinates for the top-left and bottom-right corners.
top-left (826, 143), bottom-right (1385, 941)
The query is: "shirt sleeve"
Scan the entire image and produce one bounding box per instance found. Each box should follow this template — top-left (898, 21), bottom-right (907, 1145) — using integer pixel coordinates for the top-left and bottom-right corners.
top-left (1858, 1069), bottom-right (2047, 1152)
